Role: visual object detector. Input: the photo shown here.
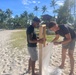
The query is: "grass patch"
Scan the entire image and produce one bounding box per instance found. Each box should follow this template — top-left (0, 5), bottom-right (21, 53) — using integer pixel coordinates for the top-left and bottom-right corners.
top-left (46, 35), bottom-right (55, 42)
top-left (10, 30), bottom-right (26, 49)
top-left (10, 29), bottom-right (55, 49)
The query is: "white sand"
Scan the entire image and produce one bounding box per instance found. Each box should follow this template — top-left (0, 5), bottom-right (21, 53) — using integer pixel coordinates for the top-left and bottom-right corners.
top-left (0, 30), bottom-right (76, 75)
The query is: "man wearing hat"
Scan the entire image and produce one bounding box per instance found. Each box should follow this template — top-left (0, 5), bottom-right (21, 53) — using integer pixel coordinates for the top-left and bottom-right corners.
top-left (26, 17), bottom-right (43, 75)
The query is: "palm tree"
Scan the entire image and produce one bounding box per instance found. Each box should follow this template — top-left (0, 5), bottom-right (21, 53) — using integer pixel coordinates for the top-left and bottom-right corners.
top-left (74, 0), bottom-right (76, 20)
top-left (21, 11), bottom-right (28, 25)
top-left (5, 9), bottom-right (12, 18)
top-left (0, 9), bottom-right (7, 28)
top-left (42, 5), bottom-right (47, 14)
top-left (5, 9), bottom-right (13, 29)
top-left (73, 0), bottom-right (76, 28)
top-left (0, 9), bottom-right (4, 22)
top-left (28, 13), bottom-right (34, 24)
top-left (21, 11), bottom-right (28, 18)
top-left (34, 6), bottom-right (39, 16)
top-left (50, 0), bottom-right (57, 18)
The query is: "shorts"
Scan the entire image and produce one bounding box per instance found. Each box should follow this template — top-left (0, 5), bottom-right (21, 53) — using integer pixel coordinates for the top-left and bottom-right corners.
top-left (28, 47), bottom-right (38, 61)
top-left (62, 38), bottom-right (76, 50)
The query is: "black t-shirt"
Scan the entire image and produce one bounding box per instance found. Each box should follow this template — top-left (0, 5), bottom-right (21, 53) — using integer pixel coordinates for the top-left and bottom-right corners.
top-left (55, 25), bottom-right (76, 39)
top-left (26, 25), bottom-right (37, 47)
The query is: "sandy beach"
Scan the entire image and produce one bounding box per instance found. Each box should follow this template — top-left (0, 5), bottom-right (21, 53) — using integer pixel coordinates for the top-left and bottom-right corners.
top-left (0, 30), bottom-right (76, 75)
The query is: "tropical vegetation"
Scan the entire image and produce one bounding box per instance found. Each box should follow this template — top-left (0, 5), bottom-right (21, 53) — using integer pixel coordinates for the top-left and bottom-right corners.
top-left (0, 0), bottom-right (76, 29)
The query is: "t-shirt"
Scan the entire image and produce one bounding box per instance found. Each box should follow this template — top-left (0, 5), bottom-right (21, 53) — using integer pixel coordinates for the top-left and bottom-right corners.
top-left (55, 25), bottom-right (76, 39)
top-left (26, 25), bottom-right (37, 47)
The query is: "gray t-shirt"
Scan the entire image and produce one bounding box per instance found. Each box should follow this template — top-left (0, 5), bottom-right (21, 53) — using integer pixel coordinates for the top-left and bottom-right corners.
top-left (55, 25), bottom-right (76, 40)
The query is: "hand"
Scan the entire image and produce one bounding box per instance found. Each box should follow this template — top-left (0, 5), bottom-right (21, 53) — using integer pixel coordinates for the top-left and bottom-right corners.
top-left (38, 38), bottom-right (44, 44)
top-left (53, 42), bottom-right (60, 45)
top-left (43, 38), bottom-right (46, 42)
top-left (37, 37), bottom-right (39, 39)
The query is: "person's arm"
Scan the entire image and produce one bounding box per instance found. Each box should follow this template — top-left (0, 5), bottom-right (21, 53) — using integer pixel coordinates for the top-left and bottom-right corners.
top-left (28, 34), bottom-right (43, 43)
top-left (59, 33), bottom-right (71, 44)
top-left (29, 38), bottom-right (43, 43)
top-left (54, 33), bottom-right (71, 45)
top-left (51, 34), bottom-right (59, 42)
top-left (54, 25), bottom-right (71, 45)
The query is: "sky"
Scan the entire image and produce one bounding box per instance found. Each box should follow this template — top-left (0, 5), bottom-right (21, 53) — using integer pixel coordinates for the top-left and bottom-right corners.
top-left (0, 0), bottom-right (64, 17)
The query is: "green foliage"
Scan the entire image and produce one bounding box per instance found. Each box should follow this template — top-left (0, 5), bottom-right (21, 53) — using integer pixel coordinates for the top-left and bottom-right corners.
top-left (42, 5), bottom-right (47, 14)
top-left (0, 0), bottom-right (75, 29)
top-left (46, 35), bottom-right (55, 42)
top-left (0, 9), bottom-right (35, 29)
top-left (57, 0), bottom-right (75, 24)
top-left (34, 6), bottom-right (39, 16)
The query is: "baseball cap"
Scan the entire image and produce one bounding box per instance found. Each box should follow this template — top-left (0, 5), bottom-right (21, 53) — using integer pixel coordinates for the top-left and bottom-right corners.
top-left (33, 17), bottom-right (41, 22)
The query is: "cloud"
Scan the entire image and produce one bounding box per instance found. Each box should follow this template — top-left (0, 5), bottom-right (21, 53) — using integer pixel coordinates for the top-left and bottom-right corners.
top-left (22, 0), bottom-right (40, 5)
top-left (25, 6), bottom-right (31, 10)
top-left (56, 1), bottom-right (64, 6)
top-left (28, 1), bottom-right (32, 3)
top-left (38, 1), bottom-right (40, 3)
top-left (32, 1), bottom-right (40, 4)
top-left (22, 0), bottom-right (28, 5)
top-left (32, 1), bottom-right (36, 3)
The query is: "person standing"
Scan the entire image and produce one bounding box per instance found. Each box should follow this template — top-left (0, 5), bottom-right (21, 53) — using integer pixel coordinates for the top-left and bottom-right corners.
top-left (26, 17), bottom-right (43, 75)
top-left (48, 21), bottom-right (76, 75)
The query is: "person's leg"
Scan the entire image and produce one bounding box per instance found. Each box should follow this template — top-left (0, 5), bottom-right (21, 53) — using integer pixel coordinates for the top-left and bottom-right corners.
top-left (26, 58), bottom-right (31, 74)
top-left (31, 60), bottom-right (36, 75)
top-left (28, 58), bottom-right (32, 71)
top-left (59, 48), bottom-right (67, 69)
top-left (68, 39), bottom-right (75, 75)
top-left (28, 47), bottom-right (38, 75)
top-left (31, 47), bottom-right (38, 75)
top-left (68, 50), bottom-right (74, 75)
top-left (26, 47), bottom-right (32, 73)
